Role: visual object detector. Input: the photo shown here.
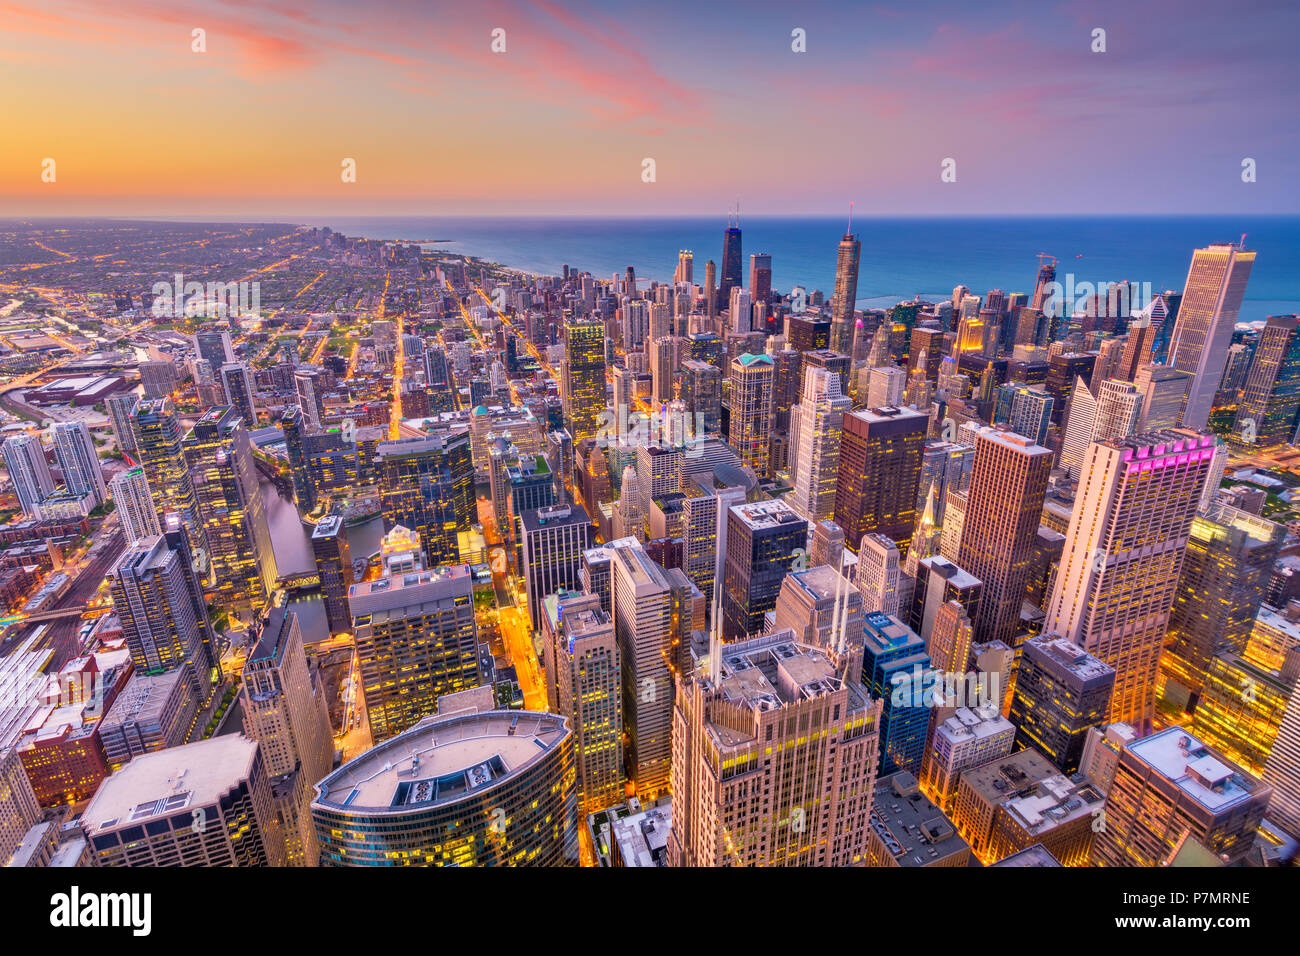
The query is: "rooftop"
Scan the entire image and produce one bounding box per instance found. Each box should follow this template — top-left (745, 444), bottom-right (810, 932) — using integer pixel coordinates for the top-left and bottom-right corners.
top-left (1126, 727), bottom-right (1264, 814)
top-left (313, 710), bottom-right (568, 814)
top-left (870, 772), bottom-right (968, 866)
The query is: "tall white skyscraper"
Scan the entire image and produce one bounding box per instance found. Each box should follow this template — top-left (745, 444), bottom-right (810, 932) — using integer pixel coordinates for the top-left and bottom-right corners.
top-left (109, 466), bottom-right (162, 542)
top-left (51, 420), bottom-right (107, 506)
top-left (2, 434), bottom-right (55, 517)
top-left (855, 532), bottom-right (901, 618)
top-left (728, 286), bottom-right (752, 334)
top-left (1167, 242), bottom-right (1256, 430)
top-left (789, 366), bottom-right (850, 522)
top-left (1044, 432), bottom-right (1215, 730)
top-left (1060, 378), bottom-right (1141, 478)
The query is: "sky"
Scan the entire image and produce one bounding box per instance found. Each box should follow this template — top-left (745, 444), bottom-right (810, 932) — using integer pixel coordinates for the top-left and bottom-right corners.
top-left (1, 0), bottom-right (1297, 218)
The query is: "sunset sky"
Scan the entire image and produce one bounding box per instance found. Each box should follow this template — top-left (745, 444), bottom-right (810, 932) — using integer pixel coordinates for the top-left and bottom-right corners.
top-left (2, 0), bottom-right (1296, 217)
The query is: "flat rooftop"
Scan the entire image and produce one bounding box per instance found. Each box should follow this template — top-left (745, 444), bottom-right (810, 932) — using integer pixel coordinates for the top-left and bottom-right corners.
top-left (1126, 727), bottom-right (1263, 814)
top-left (871, 772), bottom-right (968, 866)
top-left (82, 735), bottom-right (260, 833)
top-left (313, 710), bottom-right (568, 813)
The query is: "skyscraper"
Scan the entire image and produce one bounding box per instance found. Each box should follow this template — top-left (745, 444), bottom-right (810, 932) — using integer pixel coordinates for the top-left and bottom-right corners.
top-left (855, 532), bottom-right (901, 618)
top-left (219, 361), bottom-right (258, 428)
top-left (561, 319), bottom-right (607, 444)
top-left (521, 503), bottom-right (594, 632)
top-left (108, 534), bottom-right (218, 701)
top-left (1161, 501), bottom-right (1283, 709)
top-left (377, 433), bottom-right (474, 569)
top-left (788, 366), bottom-right (851, 522)
top-left (2, 433), bottom-right (54, 517)
top-left (280, 405), bottom-right (317, 513)
top-left (611, 541), bottom-right (677, 798)
top-left (1009, 635), bottom-right (1116, 773)
top-left (719, 218), bottom-right (743, 314)
top-left (956, 427), bottom-right (1052, 644)
top-left (831, 226), bottom-right (861, 354)
top-left (109, 467), bottom-right (160, 542)
top-left (669, 628), bottom-right (882, 866)
top-left (312, 707), bottom-right (578, 866)
top-left (80, 735), bottom-right (287, 866)
top-left (721, 500), bottom-right (809, 642)
top-left (1045, 432), bottom-right (1215, 729)
top-left (1232, 314), bottom-right (1300, 448)
top-left (1090, 726), bottom-right (1270, 867)
top-left (349, 562), bottom-right (481, 742)
top-left (311, 514), bottom-right (354, 635)
top-left (861, 611), bottom-right (934, 777)
top-left (183, 406), bottom-right (277, 616)
top-left (727, 352), bottom-right (774, 477)
top-left (293, 367), bottom-right (326, 429)
top-left (51, 420), bottom-right (106, 507)
top-left (1168, 242), bottom-right (1256, 431)
top-left (104, 390), bottom-right (140, 454)
top-left (540, 590), bottom-right (624, 814)
top-left (134, 397), bottom-right (204, 551)
top-left (241, 605), bottom-right (335, 866)
top-left (834, 406), bottom-right (928, 555)
top-left (747, 252), bottom-right (772, 307)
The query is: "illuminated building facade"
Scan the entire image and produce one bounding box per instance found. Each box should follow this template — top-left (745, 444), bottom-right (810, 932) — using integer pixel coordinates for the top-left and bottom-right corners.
top-left (727, 352), bottom-right (774, 477)
top-left (561, 319), bottom-right (607, 444)
top-left (377, 433), bottom-right (473, 569)
top-left (834, 406), bottom-right (927, 555)
top-left (311, 514), bottom-right (354, 635)
top-left (1008, 635), bottom-right (1115, 774)
top-left (669, 629), bottom-right (882, 867)
top-left (134, 397), bottom-right (204, 552)
top-left (721, 500), bottom-right (808, 642)
top-left (312, 709), bottom-right (579, 866)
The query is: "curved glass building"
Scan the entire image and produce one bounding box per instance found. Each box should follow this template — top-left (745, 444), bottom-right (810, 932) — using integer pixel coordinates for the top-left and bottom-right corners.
top-left (311, 709), bottom-right (578, 866)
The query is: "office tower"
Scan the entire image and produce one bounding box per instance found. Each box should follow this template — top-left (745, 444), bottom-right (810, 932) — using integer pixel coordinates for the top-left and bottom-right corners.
top-left (921, 707), bottom-right (1016, 813)
top-left (377, 433), bottom-right (473, 568)
top-left (727, 286), bottom-right (752, 334)
top-left (80, 735), bottom-right (287, 866)
top-left (704, 259), bottom-right (718, 320)
top-left (788, 367), bottom-right (850, 522)
top-left (521, 504), bottom-right (594, 632)
top-left (727, 352), bottom-right (774, 476)
top-left (771, 564), bottom-right (863, 651)
top-left (311, 514), bottom-right (354, 635)
top-left (719, 218), bottom-right (743, 313)
top-left (104, 389), bottom-right (140, 454)
top-left (1090, 726), bottom-right (1271, 867)
top-left (1009, 635), bottom-right (1116, 773)
top-left (677, 359), bottom-right (722, 436)
top-left (1168, 242), bottom-right (1256, 430)
top-left (1116, 321), bottom-right (1157, 382)
top-left (622, 300), bottom-right (648, 352)
top-left (241, 606), bottom-right (335, 866)
top-left (134, 397), bottom-right (203, 549)
top-left (2, 434), bottom-right (54, 517)
top-left (1232, 315), bottom-right (1300, 448)
top-left (1079, 722), bottom-right (1139, 795)
top-left (1031, 256), bottom-right (1056, 312)
top-left (293, 368), bottom-right (326, 429)
top-left (866, 365), bottom-right (907, 413)
top-left (1220, 342), bottom-right (1252, 396)
top-left (1161, 502), bottom-right (1282, 708)
top-left (680, 468), bottom-right (749, 614)
top-left (312, 707), bottom-right (578, 866)
top-left (650, 334), bottom-right (688, 404)
top-left (109, 534), bottom-right (217, 701)
top-left (910, 555), bottom-right (982, 647)
top-left (183, 406), bottom-right (276, 616)
top-left (349, 563), bottom-right (480, 742)
top-left (561, 319), bottom-right (607, 444)
top-left (423, 346), bottom-right (456, 413)
top-left (216, 361), bottom-right (255, 422)
top-left (831, 227), bottom-right (862, 353)
top-left (985, 773), bottom-right (1105, 866)
top-left (1060, 378), bottom-right (1141, 478)
top-left (861, 611), bottom-right (933, 777)
top-left (927, 599), bottom-right (977, 688)
top-left (1190, 644), bottom-right (1297, 778)
top-left (51, 420), bottom-right (106, 507)
top-left (950, 748), bottom-right (1059, 861)
top-left (998, 383), bottom-right (1052, 444)
top-left (674, 250), bottom-right (694, 284)
top-left (1044, 352), bottom-right (1095, 424)
top-left (279, 405), bottom-right (316, 513)
top-left (195, 329), bottom-right (235, 369)
top-left (616, 466), bottom-right (645, 541)
top-left (1, 746), bottom-right (41, 867)
top-left (748, 252), bottom-right (772, 306)
top-left (1263, 659), bottom-right (1300, 837)
top-left (809, 519), bottom-right (845, 570)
top-left (957, 428), bottom-right (1052, 644)
top-left (1134, 363), bottom-right (1192, 431)
top-left (1045, 432), bottom-right (1214, 730)
top-left (855, 532), bottom-right (901, 617)
top-left (834, 406), bottom-right (927, 554)
top-left (546, 429), bottom-right (573, 505)
top-left (721, 500), bottom-right (808, 642)
top-left (540, 590), bottom-right (624, 813)
top-left (669, 628), bottom-right (882, 867)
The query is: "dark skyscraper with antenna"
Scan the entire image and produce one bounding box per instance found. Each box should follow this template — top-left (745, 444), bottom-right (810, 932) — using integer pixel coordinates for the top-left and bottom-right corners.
top-left (719, 210), bottom-right (743, 314)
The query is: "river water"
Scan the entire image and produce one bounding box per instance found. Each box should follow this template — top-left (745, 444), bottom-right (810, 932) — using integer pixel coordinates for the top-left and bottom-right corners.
top-left (259, 481), bottom-right (385, 645)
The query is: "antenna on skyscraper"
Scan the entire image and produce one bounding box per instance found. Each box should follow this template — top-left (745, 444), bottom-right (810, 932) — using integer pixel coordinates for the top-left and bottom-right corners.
top-left (1240, 233), bottom-right (1248, 249)
top-left (848, 201), bottom-right (854, 233)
